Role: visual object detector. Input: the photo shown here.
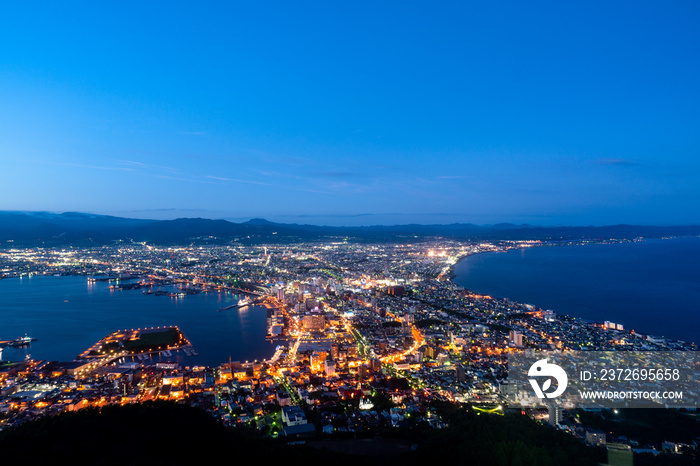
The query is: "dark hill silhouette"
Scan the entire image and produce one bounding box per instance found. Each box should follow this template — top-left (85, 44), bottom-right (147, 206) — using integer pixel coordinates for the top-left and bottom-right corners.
top-left (0, 400), bottom-right (609, 466)
top-left (1, 211), bottom-right (699, 246)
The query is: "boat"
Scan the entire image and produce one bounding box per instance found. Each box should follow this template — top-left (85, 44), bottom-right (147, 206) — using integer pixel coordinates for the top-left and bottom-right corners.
top-left (8, 336), bottom-right (36, 347)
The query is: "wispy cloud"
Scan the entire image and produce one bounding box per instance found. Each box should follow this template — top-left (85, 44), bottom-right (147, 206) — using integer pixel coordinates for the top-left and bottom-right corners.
top-left (151, 164), bottom-right (181, 174)
top-left (290, 213), bottom-right (394, 219)
top-left (255, 170), bottom-right (307, 181)
top-left (156, 175), bottom-right (223, 185)
top-left (204, 174), bottom-right (332, 195)
top-left (225, 147), bottom-right (315, 167)
top-left (114, 208), bottom-right (227, 219)
top-left (113, 156), bottom-right (181, 174)
top-left (65, 163), bottom-right (135, 172)
top-left (323, 180), bottom-right (375, 195)
top-left (597, 158), bottom-right (639, 166)
top-left (124, 208), bottom-right (214, 213)
top-left (282, 212), bottom-right (462, 219)
top-left (205, 175), bottom-right (272, 186)
top-left (311, 171), bottom-right (356, 178)
top-left (113, 159), bottom-right (145, 167)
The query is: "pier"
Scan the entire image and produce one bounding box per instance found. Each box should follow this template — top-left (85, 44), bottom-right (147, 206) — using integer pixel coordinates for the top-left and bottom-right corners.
top-left (77, 326), bottom-right (191, 360)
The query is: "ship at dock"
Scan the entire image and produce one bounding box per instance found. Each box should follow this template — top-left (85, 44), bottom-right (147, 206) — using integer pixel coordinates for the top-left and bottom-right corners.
top-left (0, 335), bottom-right (37, 348)
top-left (216, 296), bottom-right (255, 312)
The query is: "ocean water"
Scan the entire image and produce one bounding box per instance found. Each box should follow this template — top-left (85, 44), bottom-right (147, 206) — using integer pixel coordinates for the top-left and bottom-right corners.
top-left (0, 276), bottom-right (274, 366)
top-left (452, 237), bottom-right (700, 344)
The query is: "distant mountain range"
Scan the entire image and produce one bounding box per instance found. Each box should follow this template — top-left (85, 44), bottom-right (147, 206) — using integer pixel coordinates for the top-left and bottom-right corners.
top-left (1, 211), bottom-right (699, 246)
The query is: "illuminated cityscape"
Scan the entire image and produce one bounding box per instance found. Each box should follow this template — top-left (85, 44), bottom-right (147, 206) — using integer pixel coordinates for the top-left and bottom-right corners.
top-left (0, 238), bottom-right (696, 457)
top-left (1, 1), bottom-right (699, 463)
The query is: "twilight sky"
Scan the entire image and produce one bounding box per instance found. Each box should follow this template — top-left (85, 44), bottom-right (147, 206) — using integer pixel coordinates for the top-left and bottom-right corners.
top-left (1, 2), bottom-right (699, 226)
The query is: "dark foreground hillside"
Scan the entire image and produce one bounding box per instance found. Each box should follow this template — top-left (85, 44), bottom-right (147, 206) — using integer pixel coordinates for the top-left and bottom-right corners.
top-left (0, 401), bottom-right (610, 466)
top-left (0, 402), bottom-right (355, 466)
top-left (9, 402), bottom-right (699, 465)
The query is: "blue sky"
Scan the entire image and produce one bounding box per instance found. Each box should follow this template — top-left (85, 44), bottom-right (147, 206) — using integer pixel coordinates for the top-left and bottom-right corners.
top-left (1, 2), bottom-right (699, 226)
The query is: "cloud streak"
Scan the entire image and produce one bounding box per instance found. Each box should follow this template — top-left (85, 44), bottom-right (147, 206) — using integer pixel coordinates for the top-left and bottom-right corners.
top-left (311, 171), bottom-right (357, 178)
top-left (156, 175), bottom-right (223, 185)
top-left (205, 175), bottom-right (272, 186)
top-left (63, 163), bottom-right (135, 172)
top-left (113, 159), bottom-right (146, 167)
top-left (597, 158), bottom-right (639, 166)
top-left (282, 212), bottom-right (463, 219)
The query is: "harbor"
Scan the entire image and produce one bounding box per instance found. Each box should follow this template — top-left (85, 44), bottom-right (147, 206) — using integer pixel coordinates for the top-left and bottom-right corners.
top-left (0, 275), bottom-right (274, 367)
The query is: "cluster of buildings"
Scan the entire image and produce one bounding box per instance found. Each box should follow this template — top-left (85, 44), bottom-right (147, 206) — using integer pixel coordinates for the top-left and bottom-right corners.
top-left (0, 238), bottom-right (696, 454)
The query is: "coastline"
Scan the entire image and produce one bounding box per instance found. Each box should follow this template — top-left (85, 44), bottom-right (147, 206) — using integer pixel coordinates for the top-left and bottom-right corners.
top-left (445, 235), bottom-right (654, 286)
top-left (447, 236), bottom-right (700, 344)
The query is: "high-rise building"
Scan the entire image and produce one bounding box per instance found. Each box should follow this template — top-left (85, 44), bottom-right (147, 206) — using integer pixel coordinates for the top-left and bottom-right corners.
top-left (456, 363), bottom-right (466, 383)
top-left (548, 404), bottom-right (562, 426)
top-left (509, 330), bottom-right (523, 347)
top-left (324, 357), bottom-right (335, 376)
top-left (303, 314), bottom-right (325, 330)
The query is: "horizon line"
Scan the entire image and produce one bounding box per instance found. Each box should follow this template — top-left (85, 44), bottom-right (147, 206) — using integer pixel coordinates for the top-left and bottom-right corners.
top-left (2, 209), bottom-right (700, 229)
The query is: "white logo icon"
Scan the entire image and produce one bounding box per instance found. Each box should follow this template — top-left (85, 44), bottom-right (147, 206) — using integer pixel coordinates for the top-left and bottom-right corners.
top-left (528, 359), bottom-right (568, 399)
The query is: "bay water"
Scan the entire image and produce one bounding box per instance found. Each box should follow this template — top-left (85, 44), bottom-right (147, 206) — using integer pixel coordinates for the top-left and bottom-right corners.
top-left (453, 236), bottom-right (700, 344)
top-left (0, 276), bottom-right (273, 366)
